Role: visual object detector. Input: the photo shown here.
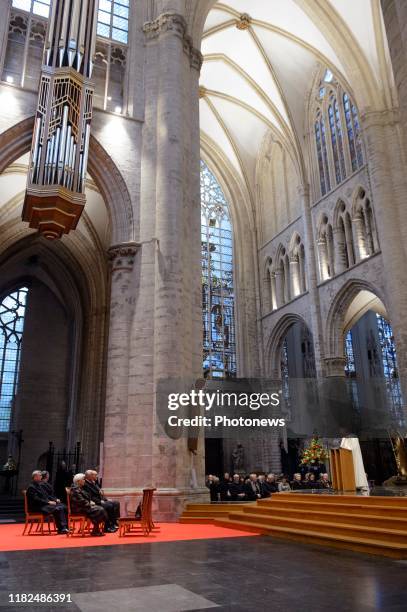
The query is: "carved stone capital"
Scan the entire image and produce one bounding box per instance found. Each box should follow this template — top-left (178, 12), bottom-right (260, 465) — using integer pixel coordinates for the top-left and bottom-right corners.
top-left (143, 13), bottom-right (203, 72)
top-left (143, 12), bottom-right (187, 40)
top-left (324, 356), bottom-right (347, 377)
top-left (183, 35), bottom-right (203, 71)
top-left (108, 241), bottom-right (139, 273)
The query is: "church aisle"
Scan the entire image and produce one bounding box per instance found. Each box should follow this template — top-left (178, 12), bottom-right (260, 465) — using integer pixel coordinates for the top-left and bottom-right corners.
top-left (1, 536), bottom-right (406, 611)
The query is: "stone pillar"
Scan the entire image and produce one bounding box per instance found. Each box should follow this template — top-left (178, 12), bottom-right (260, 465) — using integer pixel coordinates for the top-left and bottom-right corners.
top-left (102, 242), bottom-right (139, 488)
top-left (317, 237), bottom-right (329, 280)
top-left (381, 0), bottom-right (407, 157)
top-left (0, 0), bottom-right (11, 77)
top-left (103, 13), bottom-right (207, 520)
top-left (275, 268), bottom-right (285, 307)
top-left (289, 256), bottom-right (300, 298)
top-left (353, 212), bottom-right (367, 261)
top-left (362, 111), bottom-right (407, 400)
top-left (333, 227), bottom-right (347, 273)
top-left (298, 186), bottom-right (325, 377)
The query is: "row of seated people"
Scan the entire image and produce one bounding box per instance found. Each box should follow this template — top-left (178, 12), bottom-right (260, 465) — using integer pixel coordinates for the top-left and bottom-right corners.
top-left (206, 472), bottom-right (332, 501)
top-left (26, 469), bottom-right (120, 536)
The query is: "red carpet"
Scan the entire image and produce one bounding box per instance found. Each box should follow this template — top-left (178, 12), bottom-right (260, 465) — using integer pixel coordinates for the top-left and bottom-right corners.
top-left (0, 523), bottom-right (257, 552)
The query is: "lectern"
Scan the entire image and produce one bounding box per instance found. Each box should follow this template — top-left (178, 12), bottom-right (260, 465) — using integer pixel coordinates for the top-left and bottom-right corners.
top-left (330, 448), bottom-right (356, 491)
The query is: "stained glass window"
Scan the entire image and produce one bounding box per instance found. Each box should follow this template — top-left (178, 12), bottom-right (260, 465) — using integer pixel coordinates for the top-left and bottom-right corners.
top-left (201, 161), bottom-right (236, 379)
top-left (328, 103), bottom-right (341, 185)
top-left (376, 314), bottom-right (403, 419)
top-left (0, 288), bottom-right (28, 432)
top-left (12, 0), bottom-right (51, 18)
top-left (97, 0), bottom-right (129, 44)
top-left (315, 114), bottom-right (331, 197)
top-left (343, 93), bottom-right (364, 172)
top-left (344, 330), bottom-right (356, 376)
top-left (281, 338), bottom-right (290, 405)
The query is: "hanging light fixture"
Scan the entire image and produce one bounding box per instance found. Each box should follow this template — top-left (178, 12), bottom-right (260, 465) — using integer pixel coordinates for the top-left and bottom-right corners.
top-left (22, 0), bottom-right (98, 240)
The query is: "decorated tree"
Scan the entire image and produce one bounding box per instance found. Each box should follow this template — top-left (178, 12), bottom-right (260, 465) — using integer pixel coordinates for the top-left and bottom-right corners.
top-left (300, 437), bottom-right (329, 467)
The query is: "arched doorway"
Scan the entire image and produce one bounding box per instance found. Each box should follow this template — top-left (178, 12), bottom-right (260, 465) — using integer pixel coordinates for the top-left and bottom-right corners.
top-left (342, 290), bottom-right (402, 483)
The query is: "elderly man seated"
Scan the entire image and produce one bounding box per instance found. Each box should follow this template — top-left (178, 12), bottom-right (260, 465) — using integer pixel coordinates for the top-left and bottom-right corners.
top-left (26, 470), bottom-right (69, 534)
top-left (83, 470), bottom-right (120, 533)
top-left (70, 473), bottom-right (108, 536)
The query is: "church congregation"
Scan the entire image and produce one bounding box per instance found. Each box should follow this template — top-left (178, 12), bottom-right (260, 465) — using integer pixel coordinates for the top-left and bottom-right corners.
top-left (206, 471), bottom-right (331, 502)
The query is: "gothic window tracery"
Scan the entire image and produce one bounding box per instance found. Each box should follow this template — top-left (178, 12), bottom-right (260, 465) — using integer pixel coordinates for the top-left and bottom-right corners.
top-left (313, 71), bottom-right (364, 198)
top-left (201, 161), bottom-right (236, 379)
top-left (0, 287), bottom-right (28, 432)
top-left (376, 314), bottom-right (403, 419)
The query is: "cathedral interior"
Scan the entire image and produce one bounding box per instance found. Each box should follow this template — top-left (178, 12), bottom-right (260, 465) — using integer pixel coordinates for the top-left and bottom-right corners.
top-left (1, 2), bottom-right (407, 609)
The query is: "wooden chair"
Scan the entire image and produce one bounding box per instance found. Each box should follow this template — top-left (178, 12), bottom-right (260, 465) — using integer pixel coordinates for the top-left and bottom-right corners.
top-left (65, 487), bottom-right (92, 537)
top-left (22, 490), bottom-right (56, 535)
top-left (119, 488), bottom-right (157, 537)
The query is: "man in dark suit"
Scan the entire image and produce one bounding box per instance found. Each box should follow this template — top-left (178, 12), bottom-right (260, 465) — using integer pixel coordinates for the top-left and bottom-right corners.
top-left (83, 470), bottom-right (120, 532)
top-left (218, 472), bottom-right (231, 501)
top-left (229, 474), bottom-right (246, 501)
top-left (26, 470), bottom-right (69, 534)
top-left (70, 473), bottom-right (107, 536)
top-left (244, 473), bottom-right (261, 501)
top-left (291, 473), bottom-right (303, 490)
top-left (263, 473), bottom-right (279, 495)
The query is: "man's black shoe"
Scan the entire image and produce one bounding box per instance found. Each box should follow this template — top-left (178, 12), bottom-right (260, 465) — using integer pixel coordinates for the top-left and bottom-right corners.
top-left (57, 528), bottom-right (69, 534)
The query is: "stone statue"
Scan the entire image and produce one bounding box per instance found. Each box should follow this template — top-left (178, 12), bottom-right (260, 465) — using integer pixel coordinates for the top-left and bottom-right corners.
top-left (232, 443), bottom-right (244, 473)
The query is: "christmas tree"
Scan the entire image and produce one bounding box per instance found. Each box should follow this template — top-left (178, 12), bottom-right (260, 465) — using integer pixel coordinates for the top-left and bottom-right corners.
top-left (300, 437), bottom-right (328, 466)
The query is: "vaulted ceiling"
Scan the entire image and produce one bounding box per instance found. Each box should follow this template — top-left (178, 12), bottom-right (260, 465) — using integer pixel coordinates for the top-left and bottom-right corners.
top-left (199, 0), bottom-right (394, 196)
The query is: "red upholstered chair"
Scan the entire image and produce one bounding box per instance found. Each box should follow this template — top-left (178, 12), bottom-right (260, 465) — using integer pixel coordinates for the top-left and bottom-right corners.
top-left (119, 488), bottom-right (158, 537)
top-left (22, 490), bottom-right (56, 535)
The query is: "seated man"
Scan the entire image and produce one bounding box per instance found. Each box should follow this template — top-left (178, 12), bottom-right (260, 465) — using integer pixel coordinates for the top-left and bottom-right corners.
top-left (244, 473), bottom-right (261, 501)
top-left (26, 470), bottom-right (69, 534)
top-left (229, 473), bottom-right (246, 501)
top-left (83, 470), bottom-right (120, 532)
top-left (291, 473), bottom-right (303, 490)
top-left (263, 473), bottom-right (278, 495)
top-left (319, 473), bottom-right (332, 489)
top-left (40, 471), bottom-right (60, 500)
top-left (70, 473), bottom-right (107, 536)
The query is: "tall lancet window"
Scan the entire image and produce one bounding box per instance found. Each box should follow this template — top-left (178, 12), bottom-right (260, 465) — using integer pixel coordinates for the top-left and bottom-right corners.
top-left (313, 70), bottom-right (364, 198)
top-left (97, 0), bottom-right (129, 43)
top-left (0, 288), bottom-right (28, 432)
top-left (376, 314), bottom-right (403, 421)
top-left (201, 161), bottom-right (236, 379)
top-left (12, 0), bottom-right (51, 18)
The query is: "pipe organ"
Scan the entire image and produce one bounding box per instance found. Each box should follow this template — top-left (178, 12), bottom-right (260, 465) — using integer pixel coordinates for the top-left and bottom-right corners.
top-left (23, 0), bottom-right (98, 240)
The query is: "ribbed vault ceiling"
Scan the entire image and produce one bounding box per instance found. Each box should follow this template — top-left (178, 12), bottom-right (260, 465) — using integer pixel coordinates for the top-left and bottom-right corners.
top-left (199, 0), bottom-right (393, 196)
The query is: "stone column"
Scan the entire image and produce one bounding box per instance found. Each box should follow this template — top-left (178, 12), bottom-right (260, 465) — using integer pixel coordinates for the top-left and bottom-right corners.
top-left (381, 1), bottom-right (407, 156)
top-left (298, 185), bottom-right (325, 377)
top-left (333, 227), bottom-right (347, 273)
top-left (289, 256), bottom-right (300, 298)
top-left (362, 111), bottom-right (407, 398)
top-left (353, 212), bottom-right (367, 261)
top-left (103, 13), bottom-right (207, 520)
top-left (317, 237), bottom-right (329, 281)
top-left (275, 268), bottom-right (285, 307)
top-left (102, 242), bottom-right (139, 488)
top-left (0, 0), bottom-right (11, 77)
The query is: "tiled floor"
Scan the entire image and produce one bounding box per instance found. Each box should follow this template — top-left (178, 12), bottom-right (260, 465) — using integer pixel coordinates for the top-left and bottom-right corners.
top-left (0, 536), bottom-right (406, 611)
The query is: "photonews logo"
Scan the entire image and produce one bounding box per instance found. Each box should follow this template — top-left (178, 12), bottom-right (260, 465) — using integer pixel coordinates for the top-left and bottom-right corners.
top-left (156, 378), bottom-right (287, 439)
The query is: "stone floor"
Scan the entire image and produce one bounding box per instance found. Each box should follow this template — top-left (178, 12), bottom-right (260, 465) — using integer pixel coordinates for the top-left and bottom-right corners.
top-left (0, 536), bottom-right (406, 611)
